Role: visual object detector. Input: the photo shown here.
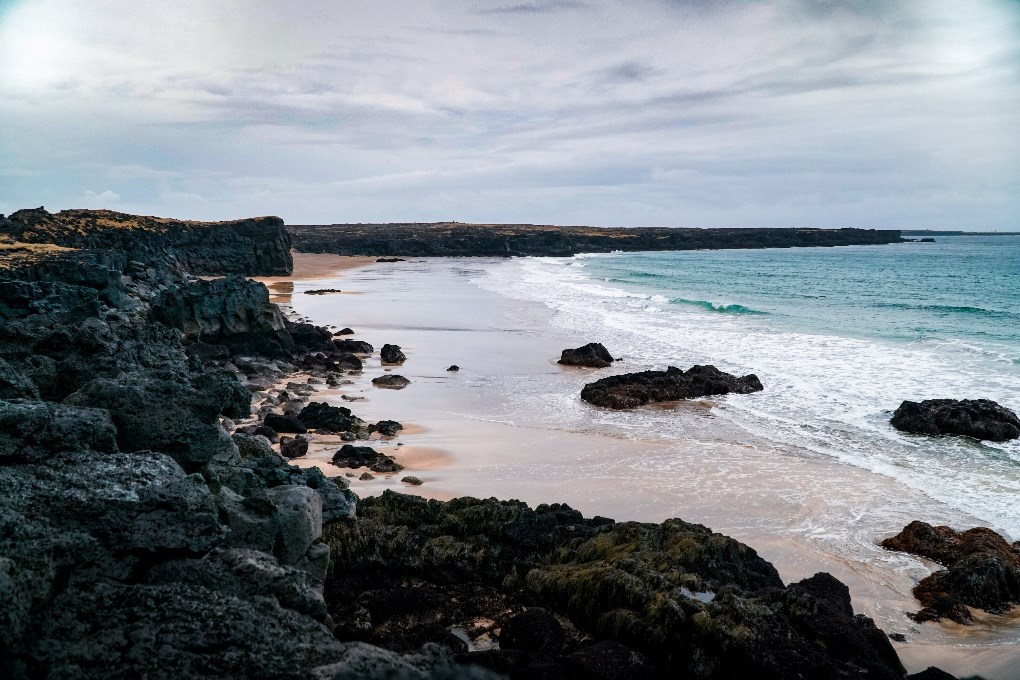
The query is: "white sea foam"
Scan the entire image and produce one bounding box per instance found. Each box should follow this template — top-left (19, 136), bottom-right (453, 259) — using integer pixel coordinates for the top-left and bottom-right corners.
top-left (476, 256), bottom-right (1020, 538)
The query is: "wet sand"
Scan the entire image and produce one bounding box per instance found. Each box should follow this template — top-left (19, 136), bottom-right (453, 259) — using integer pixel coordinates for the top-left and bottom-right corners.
top-left (276, 253), bottom-right (1020, 680)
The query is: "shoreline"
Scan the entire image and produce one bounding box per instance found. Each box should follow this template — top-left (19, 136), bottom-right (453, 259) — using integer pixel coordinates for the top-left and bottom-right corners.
top-left (274, 252), bottom-right (1020, 680)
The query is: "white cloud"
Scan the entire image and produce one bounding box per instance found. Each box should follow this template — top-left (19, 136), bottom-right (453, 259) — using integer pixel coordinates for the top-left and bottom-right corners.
top-left (82, 190), bottom-right (121, 206)
top-left (0, 0), bottom-right (1016, 228)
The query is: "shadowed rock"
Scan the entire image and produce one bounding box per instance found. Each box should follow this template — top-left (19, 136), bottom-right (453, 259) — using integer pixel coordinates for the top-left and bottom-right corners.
top-left (891, 399), bottom-right (1020, 442)
top-left (372, 374), bottom-right (410, 389)
top-left (581, 365), bottom-right (763, 409)
top-left (381, 344), bottom-right (406, 365)
top-left (331, 444), bottom-right (403, 473)
top-left (298, 402), bottom-right (366, 434)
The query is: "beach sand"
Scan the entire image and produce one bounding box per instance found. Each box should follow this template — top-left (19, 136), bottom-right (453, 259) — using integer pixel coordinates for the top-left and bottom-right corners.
top-left (268, 252), bottom-right (1020, 680)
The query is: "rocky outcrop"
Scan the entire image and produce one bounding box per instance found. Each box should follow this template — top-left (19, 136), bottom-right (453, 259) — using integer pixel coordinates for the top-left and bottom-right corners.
top-left (335, 339), bottom-right (374, 354)
top-left (881, 521), bottom-right (1020, 624)
top-left (323, 491), bottom-right (907, 679)
top-left (558, 342), bottom-right (614, 368)
top-left (581, 365), bottom-right (763, 409)
top-left (1, 207), bottom-right (292, 275)
top-left (289, 222), bottom-right (905, 258)
top-left (299, 402), bottom-right (368, 434)
top-left (890, 399), bottom-right (1020, 442)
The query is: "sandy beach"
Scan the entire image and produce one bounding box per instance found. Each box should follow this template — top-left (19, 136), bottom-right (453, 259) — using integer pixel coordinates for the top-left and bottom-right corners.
top-left (265, 252), bottom-right (1020, 680)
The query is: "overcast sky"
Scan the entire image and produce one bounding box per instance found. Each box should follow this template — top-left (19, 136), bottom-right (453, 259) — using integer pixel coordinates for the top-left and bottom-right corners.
top-left (1, 0), bottom-right (1018, 228)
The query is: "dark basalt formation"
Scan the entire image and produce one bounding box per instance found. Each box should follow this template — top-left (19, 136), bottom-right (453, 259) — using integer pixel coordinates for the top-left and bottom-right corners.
top-left (290, 222), bottom-right (904, 258)
top-left (381, 343), bottom-right (407, 364)
top-left (331, 444), bottom-right (403, 473)
top-left (890, 399), bottom-right (1020, 442)
top-left (335, 338), bottom-right (375, 354)
top-left (1, 206), bottom-right (292, 275)
top-left (323, 491), bottom-right (910, 679)
top-left (581, 365), bottom-right (763, 409)
top-left (373, 374), bottom-right (411, 389)
top-left (369, 420), bottom-right (404, 436)
top-left (558, 342), bottom-right (614, 368)
top-left (447, 364), bottom-right (460, 371)
top-left (881, 521), bottom-right (1020, 624)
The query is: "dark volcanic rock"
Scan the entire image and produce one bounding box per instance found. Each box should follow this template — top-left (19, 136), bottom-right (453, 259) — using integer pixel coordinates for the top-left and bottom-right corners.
top-left (558, 342), bottom-right (614, 368)
top-left (280, 435), bottom-right (309, 459)
top-left (447, 365), bottom-right (459, 372)
top-left (499, 608), bottom-right (565, 655)
top-left (376, 257), bottom-right (406, 262)
top-left (372, 374), bottom-right (410, 389)
top-left (581, 365), bottom-right (763, 409)
top-left (331, 444), bottom-right (403, 473)
top-left (890, 398), bottom-right (1020, 442)
top-left (381, 343), bottom-right (406, 365)
top-left (335, 339), bottom-right (374, 354)
top-left (337, 327), bottom-right (355, 335)
top-left (565, 641), bottom-right (658, 680)
top-left (881, 520), bottom-right (1020, 623)
top-left (265, 413), bottom-right (308, 434)
top-left (369, 420), bottom-right (403, 436)
top-left (305, 288), bottom-right (343, 295)
top-left (0, 399), bottom-right (118, 462)
top-left (298, 401), bottom-right (367, 434)
top-left (324, 492), bottom-right (906, 680)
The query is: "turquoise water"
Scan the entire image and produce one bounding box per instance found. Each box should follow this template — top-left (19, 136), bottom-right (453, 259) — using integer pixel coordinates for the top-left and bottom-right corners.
top-left (480, 236), bottom-right (1020, 537)
top-left (593, 237), bottom-right (1020, 357)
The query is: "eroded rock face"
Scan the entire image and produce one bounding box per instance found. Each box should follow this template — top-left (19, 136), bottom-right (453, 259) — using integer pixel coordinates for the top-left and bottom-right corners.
top-left (881, 520), bottom-right (1020, 624)
top-left (0, 399), bottom-right (118, 462)
top-left (890, 399), bottom-right (1020, 442)
top-left (558, 342), bottom-right (614, 368)
top-left (324, 491), bottom-right (905, 679)
top-left (581, 365), bottom-right (763, 409)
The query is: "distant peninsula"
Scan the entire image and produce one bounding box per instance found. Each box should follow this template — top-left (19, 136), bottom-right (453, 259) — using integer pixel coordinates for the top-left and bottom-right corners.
top-left (289, 222), bottom-right (904, 257)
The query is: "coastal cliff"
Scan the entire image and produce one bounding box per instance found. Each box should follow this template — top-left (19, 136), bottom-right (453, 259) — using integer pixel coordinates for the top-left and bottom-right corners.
top-left (0, 207), bottom-right (293, 276)
top-left (289, 222), bottom-right (904, 257)
top-left (0, 208), bottom-right (951, 679)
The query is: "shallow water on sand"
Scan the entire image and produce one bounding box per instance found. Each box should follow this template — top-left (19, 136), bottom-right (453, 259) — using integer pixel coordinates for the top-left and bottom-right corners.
top-left (282, 255), bottom-right (1020, 679)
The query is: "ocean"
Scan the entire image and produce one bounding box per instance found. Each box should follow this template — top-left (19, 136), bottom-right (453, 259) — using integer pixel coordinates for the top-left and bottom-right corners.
top-left (478, 235), bottom-right (1020, 538)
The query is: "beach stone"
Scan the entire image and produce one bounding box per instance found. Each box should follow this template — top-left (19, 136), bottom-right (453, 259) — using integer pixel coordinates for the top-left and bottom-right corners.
top-left (400, 476), bottom-right (423, 486)
top-left (881, 520), bottom-right (1020, 622)
top-left (447, 365), bottom-right (460, 372)
top-left (890, 398), bottom-right (1020, 442)
top-left (558, 342), bottom-right (614, 368)
top-left (580, 365), bottom-right (763, 409)
top-left (336, 328), bottom-right (355, 335)
top-left (381, 343), bottom-right (406, 364)
top-left (372, 374), bottom-right (410, 389)
top-left (331, 444), bottom-right (403, 473)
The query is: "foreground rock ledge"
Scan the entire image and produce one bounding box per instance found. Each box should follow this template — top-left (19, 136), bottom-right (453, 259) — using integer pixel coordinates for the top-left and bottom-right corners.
top-left (581, 365), bottom-right (763, 409)
top-left (890, 398), bottom-right (1020, 442)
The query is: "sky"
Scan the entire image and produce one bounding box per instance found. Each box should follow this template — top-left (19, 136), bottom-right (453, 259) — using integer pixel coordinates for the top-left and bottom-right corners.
top-left (0, 0), bottom-right (1018, 229)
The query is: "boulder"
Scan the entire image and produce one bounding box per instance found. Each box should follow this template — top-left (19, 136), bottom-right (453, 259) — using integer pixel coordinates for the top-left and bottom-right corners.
top-left (372, 375), bottom-right (410, 389)
top-left (890, 399), bottom-right (1020, 442)
top-left (581, 365), bottom-right (763, 409)
top-left (336, 328), bottom-right (355, 336)
top-left (558, 342), bottom-right (614, 368)
top-left (447, 365), bottom-right (460, 372)
top-left (369, 420), bottom-right (404, 436)
top-left (0, 399), bottom-right (118, 462)
top-left (280, 435), bottom-right (309, 459)
top-left (265, 413), bottom-right (308, 434)
top-left (331, 444), bottom-right (403, 473)
top-left (267, 485), bottom-right (323, 564)
top-left (881, 520), bottom-right (1020, 623)
top-left (335, 339), bottom-right (374, 354)
top-left (381, 344), bottom-right (406, 365)
top-left (299, 401), bottom-right (366, 434)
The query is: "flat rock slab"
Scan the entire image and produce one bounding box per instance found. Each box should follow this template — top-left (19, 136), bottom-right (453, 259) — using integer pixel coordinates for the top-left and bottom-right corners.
top-left (891, 398), bottom-right (1020, 442)
top-left (580, 365), bottom-right (763, 409)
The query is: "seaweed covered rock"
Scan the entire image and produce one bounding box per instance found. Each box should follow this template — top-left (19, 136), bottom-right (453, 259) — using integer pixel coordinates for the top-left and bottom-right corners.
top-left (890, 399), bottom-right (1020, 442)
top-left (881, 520), bottom-right (1020, 624)
top-left (558, 342), bottom-right (614, 368)
top-left (581, 365), bottom-right (763, 409)
top-left (323, 492), bottom-right (905, 679)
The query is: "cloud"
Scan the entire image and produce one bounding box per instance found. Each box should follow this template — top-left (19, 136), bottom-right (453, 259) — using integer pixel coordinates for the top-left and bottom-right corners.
top-left (82, 190), bottom-right (121, 206)
top-left (0, 0), bottom-right (1016, 228)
